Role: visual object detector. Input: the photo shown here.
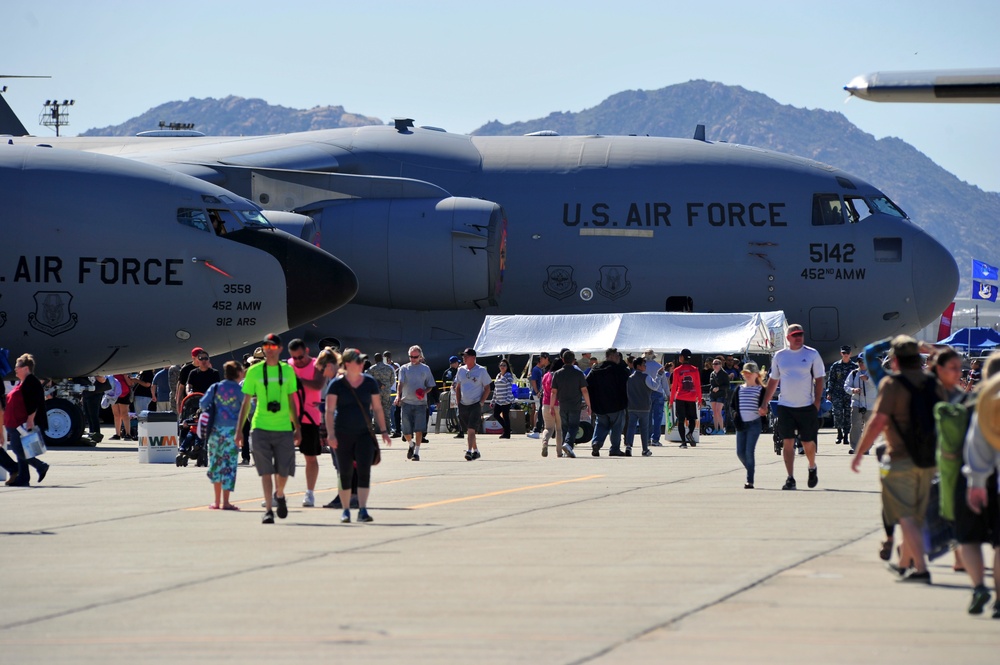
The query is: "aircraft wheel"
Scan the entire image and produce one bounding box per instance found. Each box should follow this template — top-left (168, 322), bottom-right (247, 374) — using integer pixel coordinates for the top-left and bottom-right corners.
top-left (575, 421), bottom-right (594, 444)
top-left (43, 398), bottom-right (85, 447)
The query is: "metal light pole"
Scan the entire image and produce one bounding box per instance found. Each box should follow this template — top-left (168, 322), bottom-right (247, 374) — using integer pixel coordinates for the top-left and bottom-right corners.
top-left (39, 99), bottom-right (74, 137)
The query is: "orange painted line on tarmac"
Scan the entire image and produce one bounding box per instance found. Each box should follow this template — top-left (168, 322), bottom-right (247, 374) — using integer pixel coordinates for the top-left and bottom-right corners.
top-left (407, 474), bottom-right (605, 510)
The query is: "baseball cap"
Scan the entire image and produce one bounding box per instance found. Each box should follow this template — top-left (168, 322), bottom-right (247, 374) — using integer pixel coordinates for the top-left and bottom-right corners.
top-left (890, 335), bottom-right (919, 358)
top-left (680, 348), bottom-right (692, 358)
top-left (449, 355), bottom-right (461, 363)
top-left (787, 324), bottom-right (804, 336)
top-left (262, 333), bottom-right (282, 346)
top-left (191, 346), bottom-right (206, 357)
top-left (462, 348), bottom-right (477, 357)
top-left (341, 348), bottom-right (368, 364)
top-left (840, 345), bottom-right (852, 353)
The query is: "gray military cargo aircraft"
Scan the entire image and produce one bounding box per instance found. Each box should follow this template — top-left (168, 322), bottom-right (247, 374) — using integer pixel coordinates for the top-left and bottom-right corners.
top-left (845, 68), bottom-right (1000, 103)
top-left (1, 101), bottom-right (959, 369)
top-left (0, 141), bottom-right (357, 443)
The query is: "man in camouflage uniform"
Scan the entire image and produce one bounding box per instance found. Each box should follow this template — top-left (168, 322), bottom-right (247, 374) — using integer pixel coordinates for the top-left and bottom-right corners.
top-left (367, 352), bottom-right (397, 436)
top-left (825, 345), bottom-right (858, 445)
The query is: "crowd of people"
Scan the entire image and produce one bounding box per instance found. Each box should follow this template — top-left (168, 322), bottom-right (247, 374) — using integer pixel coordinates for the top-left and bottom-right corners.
top-left (4, 324), bottom-right (999, 620)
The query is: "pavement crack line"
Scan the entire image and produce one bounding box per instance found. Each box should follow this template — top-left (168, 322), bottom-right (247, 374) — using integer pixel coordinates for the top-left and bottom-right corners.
top-left (0, 463), bottom-right (847, 634)
top-left (564, 525), bottom-right (882, 665)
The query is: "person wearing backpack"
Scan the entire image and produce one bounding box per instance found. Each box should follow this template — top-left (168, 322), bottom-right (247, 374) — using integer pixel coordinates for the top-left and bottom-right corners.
top-left (851, 335), bottom-right (945, 584)
top-left (669, 349), bottom-right (701, 448)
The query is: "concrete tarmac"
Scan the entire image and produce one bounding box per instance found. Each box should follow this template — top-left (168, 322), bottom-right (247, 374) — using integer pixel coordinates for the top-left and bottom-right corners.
top-left (1, 425), bottom-right (998, 663)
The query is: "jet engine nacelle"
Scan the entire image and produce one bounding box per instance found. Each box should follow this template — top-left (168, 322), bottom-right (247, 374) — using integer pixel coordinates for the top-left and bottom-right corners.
top-left (299, 197), bottom-right (507, 310)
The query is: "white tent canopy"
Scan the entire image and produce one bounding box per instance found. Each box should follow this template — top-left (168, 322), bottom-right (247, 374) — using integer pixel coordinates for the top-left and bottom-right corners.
top-left (472, 312), bottom-right (788, 357)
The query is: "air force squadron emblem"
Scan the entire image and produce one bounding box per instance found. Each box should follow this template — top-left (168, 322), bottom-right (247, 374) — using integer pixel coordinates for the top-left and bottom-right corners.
top-left (29, 291), bottom-right (78, 336)
top-left (596, 265), bottom-right (631, 300)
top-left (543, 265), bottom-right (576, 300)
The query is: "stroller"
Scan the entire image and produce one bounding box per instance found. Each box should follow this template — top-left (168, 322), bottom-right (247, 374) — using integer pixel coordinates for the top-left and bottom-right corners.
top-left (176, 392), bottom-right (208, 467)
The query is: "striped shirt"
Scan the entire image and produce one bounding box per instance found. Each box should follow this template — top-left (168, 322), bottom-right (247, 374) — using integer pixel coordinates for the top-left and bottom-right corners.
top-left (737, 385), bottom-right (764, 423)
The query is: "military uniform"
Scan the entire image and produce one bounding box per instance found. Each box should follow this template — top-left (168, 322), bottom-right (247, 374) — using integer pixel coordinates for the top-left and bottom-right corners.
top-left (826, 354), bottom-right (858, 443)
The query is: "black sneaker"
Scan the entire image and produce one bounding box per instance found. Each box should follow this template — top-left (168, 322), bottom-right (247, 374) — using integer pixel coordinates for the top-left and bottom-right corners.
top-left (992, 601), bottom-right (1000, 619)
top-left (688, 435), bottom-right (697, 447)
top-left (276, 496), bottom-right (288, 519)
top-left (262, 510), bottom-right (275, 524)
top-left (37, 463), bottom-right (49, 483)
top-left (897, 569), bottom-right (931, 584)
top-left (885, 562), bottom-right (907, 577)
top-left (464, 450), bottom-right (473, 461)
top-left (357, 508), bottom-right (373, 523)
top-left (679, 442), bottom-right (688, 449)
top-left (782, 477), bottom-right (797, 490)
top-left (407, 445), bottom-right (414, 460)
top-left (454, 433), bottom-right (465, 439)
top-left (807, 467), bottom-right (818, 489)
top-left (969, 585), bottom-right (992, 615)
top-left (624, 448), bottom-right (632, 457)
top-left (609, 449), bottom-right (626, 457)
top-left (471, 450), bottom-right (481, 460)
top-left (591, 444), bottom-right (600, 457)
top-left (325, 496), bottom-right (343, 509)
top-left (411, 453), bottom-right (420, 461)
top-left (641, 449), bottom-right (652, 457)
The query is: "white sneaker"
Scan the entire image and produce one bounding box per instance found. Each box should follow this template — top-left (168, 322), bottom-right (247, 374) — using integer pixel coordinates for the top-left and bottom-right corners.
top-left (526, 431), bottom-right (540, 439)
top-left (302, 490), bottom-right (315, 508)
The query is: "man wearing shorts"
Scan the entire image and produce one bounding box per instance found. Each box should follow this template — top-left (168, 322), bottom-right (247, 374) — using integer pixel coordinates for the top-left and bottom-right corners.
top-left (236, 333), bottom-right (302, 524)
top-left (454, 348), bottom-right (491, 461)
top-left (760, 324), bottom-right (826, 490)
top-left (851, 335), bottom-right (944, 583)
top-left (396, 345), bottom-right (436, 461)
top-left (288, 339), bottom-right (324, 507)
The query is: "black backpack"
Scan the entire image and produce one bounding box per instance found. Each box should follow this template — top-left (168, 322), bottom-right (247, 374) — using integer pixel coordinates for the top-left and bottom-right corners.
top-left (891, 374), bottom-right (942, 468)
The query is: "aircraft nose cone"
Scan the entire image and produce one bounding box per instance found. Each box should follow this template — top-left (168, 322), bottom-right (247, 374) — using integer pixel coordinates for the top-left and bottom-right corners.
top-left (280, 235), bottom-right (359, 328)
top-left (227, 229), bottom-right (358, 328)
top-left (912, 230), bottom-right (959, 328)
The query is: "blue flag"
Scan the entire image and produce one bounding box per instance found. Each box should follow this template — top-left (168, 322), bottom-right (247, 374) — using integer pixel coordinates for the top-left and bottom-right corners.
top-left (972, 259), bottom-right (999, 281)
top-left (972, 280), bottom-right (998, 302)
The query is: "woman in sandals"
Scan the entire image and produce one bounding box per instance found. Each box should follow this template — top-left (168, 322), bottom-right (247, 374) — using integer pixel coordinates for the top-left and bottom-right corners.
top-left (200, 361), bottom-right (245, 510)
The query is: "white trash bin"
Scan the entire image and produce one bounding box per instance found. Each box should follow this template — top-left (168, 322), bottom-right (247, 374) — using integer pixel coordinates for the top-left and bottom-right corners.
top-left (138, 411), bottom-right (178, 464)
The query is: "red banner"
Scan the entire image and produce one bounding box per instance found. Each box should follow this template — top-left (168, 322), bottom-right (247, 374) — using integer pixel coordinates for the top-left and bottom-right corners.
top-left (937, 302), bottom-right (955, 341)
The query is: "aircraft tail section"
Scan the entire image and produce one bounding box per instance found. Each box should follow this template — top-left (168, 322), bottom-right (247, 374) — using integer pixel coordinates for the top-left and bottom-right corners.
top-left (0, 92), bottom-right (29, 136)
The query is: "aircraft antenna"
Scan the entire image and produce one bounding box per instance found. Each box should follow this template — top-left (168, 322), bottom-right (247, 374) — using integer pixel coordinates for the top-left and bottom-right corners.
top-left (39, 99), bottom-right (74, 137)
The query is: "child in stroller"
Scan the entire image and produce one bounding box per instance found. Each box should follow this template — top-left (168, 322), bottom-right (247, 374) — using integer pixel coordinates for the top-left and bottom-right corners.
top-left (176, 392), bottom-right (208, 467)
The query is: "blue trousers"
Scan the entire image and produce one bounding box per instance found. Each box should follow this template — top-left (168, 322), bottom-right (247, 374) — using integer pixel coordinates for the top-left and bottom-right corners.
top-left (736, 418), bottom-right (762, 484)
top-left (626, 410), bottom-right (650, 453)
top-left (649, 392), bottom-right (665, 442)
top-left (559, 408), bottom-right (582, 448)
top-left (592, 410), bottom-right (625, 452)
top-left (5, 426), bottom-right (47, 487)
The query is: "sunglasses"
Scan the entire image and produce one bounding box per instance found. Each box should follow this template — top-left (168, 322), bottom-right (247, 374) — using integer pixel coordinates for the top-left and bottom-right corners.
top-left (262, 343), bottom-right (278, 349)
top-left (409, 354), bottom-right (421, 359)
top-left (196, 355), bottom-right (209, 361)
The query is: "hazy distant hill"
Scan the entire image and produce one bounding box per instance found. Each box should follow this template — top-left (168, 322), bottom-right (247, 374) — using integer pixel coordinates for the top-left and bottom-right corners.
top-left (473, 80), bottom-right (999, 294)
top-left (80, 96), bottom-right (382, 136)
top-left (81, 83), bottom-right (997, 294)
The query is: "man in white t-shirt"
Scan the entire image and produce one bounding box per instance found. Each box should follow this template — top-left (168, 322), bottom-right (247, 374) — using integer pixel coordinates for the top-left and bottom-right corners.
top-left (454, 348), bottom-right (491, 461)
top-left (760, 324), bottom-right (826, 490)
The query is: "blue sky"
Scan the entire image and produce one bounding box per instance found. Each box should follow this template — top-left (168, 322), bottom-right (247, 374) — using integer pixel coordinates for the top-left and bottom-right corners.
top-left (4, 0), bottom-right (998, 190)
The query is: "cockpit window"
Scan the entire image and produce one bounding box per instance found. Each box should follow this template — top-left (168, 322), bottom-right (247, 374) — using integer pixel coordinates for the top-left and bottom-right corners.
top-left (811, 194), bottom-right (845, 226)
top-left (234, 209), bottom-right (272, 229)
top-left (870, 196), bottom-right (907, 219)
top-left (843, 196), bottom-right (875, 224)
top-left (177, 208), bottom-right (210, 232)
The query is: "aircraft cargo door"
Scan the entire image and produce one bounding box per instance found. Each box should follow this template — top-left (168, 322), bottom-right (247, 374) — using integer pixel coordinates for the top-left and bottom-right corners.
top-left (808, 307), bottom-right (839, 342)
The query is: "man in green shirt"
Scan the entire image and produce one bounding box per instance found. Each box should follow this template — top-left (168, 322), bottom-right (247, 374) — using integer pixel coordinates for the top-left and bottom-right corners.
top-left (236, 333), bottom-right (302, 524)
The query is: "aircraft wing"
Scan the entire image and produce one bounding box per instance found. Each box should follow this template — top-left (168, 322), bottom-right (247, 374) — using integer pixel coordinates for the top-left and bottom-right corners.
top-left (845, 68), bottom-right (1000, 103)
